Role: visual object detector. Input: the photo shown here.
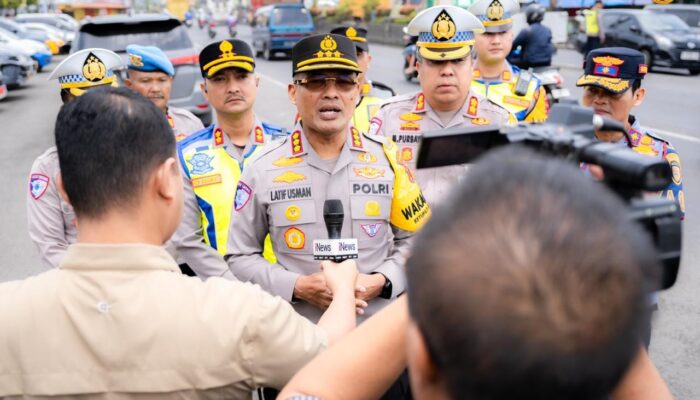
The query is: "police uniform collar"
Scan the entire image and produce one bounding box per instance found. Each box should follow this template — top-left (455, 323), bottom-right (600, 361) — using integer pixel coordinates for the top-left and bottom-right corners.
top-left (166, 108), bottom-right (176, 129)
top-left (60, 243), bottom-right (179, 273)
top-left (472, 65), bottom-right (514, 82)
top-left (626, 115), bottom-right (645, 147)
top-left (289, 123), bottom-right (309, 157)
top-left (347, 125), bottom-right (365, 151)
top-left (463, 92), bottom-right (483, 118)
top-left (413, 92), bottom-right (428, 113)
top-left (251, 116), bottom-right (267, 145)
top-left (211, 117), bottom-right (268, 151)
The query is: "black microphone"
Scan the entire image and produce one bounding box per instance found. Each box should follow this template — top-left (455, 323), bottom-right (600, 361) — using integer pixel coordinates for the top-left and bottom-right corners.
top-left (324, 199), bottom-right (344, 240)
top-left (314, 199), bottom-right (358, 262)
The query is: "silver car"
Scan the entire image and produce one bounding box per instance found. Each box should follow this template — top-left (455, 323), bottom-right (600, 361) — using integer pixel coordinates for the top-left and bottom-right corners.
top-left (73, 14), bottom-right (212, 125)
top-left (15, 13), bottom-right (76, 50)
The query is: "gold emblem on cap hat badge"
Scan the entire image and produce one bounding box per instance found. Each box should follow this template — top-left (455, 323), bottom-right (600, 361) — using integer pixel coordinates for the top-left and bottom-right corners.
top-left (82, 53), bottom-right (107, 82)
top-left (432, 10), bottom-right (457, 41)
top-left (487, 0), bottom-right (505, 21)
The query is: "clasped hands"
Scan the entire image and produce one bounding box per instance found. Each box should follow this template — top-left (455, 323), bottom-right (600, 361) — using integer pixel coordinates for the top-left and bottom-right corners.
top-left (293, 260), bottom-right (387, 315)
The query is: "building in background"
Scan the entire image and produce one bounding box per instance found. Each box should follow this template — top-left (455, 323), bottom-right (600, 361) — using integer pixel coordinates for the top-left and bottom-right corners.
top-left (55, 0), bottom-right (128, 20)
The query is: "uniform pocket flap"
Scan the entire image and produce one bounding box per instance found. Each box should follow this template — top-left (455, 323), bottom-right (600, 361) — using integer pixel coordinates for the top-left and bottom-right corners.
top-left (270, 199), bottom-right (317, 227)
top-left (349, 195), bottom-right (391, 221)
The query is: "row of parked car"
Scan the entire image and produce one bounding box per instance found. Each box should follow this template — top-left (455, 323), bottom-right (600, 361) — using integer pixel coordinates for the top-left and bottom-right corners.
top-left (0, 11), bottom-right (213, 123)
top-left (0, 13), bottom-right (77, 99)
top-left (571, 5), bottom-right (700, 76)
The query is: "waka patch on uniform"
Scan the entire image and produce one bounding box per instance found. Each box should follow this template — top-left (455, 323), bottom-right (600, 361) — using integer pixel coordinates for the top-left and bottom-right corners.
top-left (234, 181), bottom-right (253, 211)
top-left (29, 174), bottom-right (49, 200)
top-left (361, 222), bottom-right (382, 238)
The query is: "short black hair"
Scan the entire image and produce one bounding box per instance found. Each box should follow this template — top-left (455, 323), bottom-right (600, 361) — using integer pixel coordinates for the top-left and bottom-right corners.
top-left (55, 86), bottom-right (175, 218)
top-left (407, 146), bottom-right (659, 400)
top-left (631, 79), bottom-right (642, 93)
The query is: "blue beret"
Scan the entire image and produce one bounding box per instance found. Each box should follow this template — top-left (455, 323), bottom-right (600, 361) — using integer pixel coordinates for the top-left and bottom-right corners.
top-left (126, 45), bottom-right (175, 76)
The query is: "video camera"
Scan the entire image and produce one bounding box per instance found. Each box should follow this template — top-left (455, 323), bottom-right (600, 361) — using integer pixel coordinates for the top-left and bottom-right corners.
top-left (417, 103), bottom-right (682, 290)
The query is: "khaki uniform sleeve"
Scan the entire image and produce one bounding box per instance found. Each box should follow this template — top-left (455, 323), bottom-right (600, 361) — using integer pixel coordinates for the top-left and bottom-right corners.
top-left (26, 153), bottom-right (69, 269)
top-left (375, 225), bottom-right (411, 298)
top-left (225, 166), bottom-right (301, 301)
top-left (171, 108), bottom-right (205, 136)
top-left (170, 164), bottom-right (235, 280)
top-left (244, 284), bottom-right (328, 389)
top-left (181, 113), bottom-right (205, 135)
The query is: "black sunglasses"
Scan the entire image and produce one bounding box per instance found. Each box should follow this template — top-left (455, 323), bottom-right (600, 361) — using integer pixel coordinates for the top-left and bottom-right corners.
top-left (294, 74), bottom-right (358, 92)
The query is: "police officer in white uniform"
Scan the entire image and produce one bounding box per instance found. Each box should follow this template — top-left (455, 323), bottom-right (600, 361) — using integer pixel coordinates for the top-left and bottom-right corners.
top-left (27, 49), bottom-right (123, 269)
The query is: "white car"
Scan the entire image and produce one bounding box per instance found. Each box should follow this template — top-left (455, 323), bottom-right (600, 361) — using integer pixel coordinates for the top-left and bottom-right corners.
top-left (20, 22), bottom-right (68, 42)
top-left (0, 28), bottom-right (48, 71)
top-left (0, 28), bottom-right (47, 57)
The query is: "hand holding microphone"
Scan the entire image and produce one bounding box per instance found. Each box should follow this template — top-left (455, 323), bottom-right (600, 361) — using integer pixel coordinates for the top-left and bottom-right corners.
top-left (311, 200), bottom-right (367, 314)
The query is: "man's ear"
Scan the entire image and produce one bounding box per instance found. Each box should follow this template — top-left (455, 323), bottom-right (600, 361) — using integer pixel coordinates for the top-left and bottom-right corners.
top-left (288, 83), bottom-right (297, 105)
top-left (155, 157), bottom-right (180, 201)
top-left (255, 74), bottom-right (260, 87)
top-left (56, 174), bottom-right (71, 206)
top-left (124, 78), bottom-right (133, 89)
top-left (632, 87), bottom-right (646, 107)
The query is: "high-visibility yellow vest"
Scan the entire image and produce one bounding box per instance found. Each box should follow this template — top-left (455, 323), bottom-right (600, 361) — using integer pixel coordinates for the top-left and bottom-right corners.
top-left (471, 67), bottom-right (548, 123)
top-left (179, 123), bottom-right (284, 261)
top-left (585, 9), bottom-right (600, 36)
top-left (352, 82), bottom-right (394, 133)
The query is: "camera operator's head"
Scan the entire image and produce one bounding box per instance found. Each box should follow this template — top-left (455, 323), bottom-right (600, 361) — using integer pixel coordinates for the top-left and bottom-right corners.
top-left (577, 47), bottom-right (647, 141)
top-left (406, 146), bottom-right (659, 400)
top-left (55, 86), bottom-right (182, 244)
